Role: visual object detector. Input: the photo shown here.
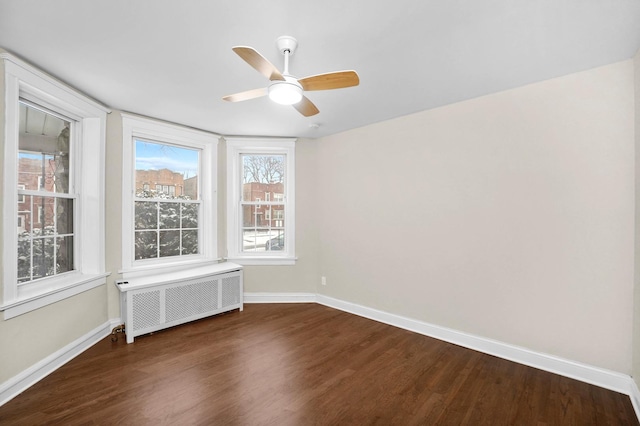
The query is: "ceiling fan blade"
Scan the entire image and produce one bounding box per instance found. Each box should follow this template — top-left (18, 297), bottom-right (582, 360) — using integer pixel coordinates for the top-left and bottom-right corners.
top-left (298, 70), bottom-right (359, 91)
top-left (232, 46), bottom-right (285, 81)
top-left (222, 87), bottom-right (268, 102)
top-left (293, 96), bottom-right (319, 117)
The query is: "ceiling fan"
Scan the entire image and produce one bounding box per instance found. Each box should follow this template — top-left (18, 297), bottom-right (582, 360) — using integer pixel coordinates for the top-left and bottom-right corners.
top-left (222, 36), bottom-right (359, 117)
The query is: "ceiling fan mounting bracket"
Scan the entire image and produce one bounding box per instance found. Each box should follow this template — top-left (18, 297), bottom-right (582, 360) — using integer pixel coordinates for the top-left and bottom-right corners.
top-left (277, 36), bottom-right (298, 56)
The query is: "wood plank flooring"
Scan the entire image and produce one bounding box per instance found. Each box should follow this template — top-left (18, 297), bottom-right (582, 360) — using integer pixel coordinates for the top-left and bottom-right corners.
top-left (0, 303), bottom-right (637, 425)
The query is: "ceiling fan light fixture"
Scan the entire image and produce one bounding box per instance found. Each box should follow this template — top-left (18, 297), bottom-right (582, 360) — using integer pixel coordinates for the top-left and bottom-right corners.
top-left (268, 81), bottom-right (303, 105)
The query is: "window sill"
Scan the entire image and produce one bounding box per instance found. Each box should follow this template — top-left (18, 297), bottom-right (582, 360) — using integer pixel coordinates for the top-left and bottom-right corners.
top-left (1, 272), bottom-right (109, 320)
top-left (225, 256), bottom-right (297, 266)
top-left (119, 258), bottom-right (224, 280)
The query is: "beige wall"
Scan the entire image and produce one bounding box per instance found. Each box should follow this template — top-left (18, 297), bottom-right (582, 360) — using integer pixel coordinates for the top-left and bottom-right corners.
top-left (0, 287), bottom-right (107, 383)
top-left (316, 61), bottom-right (635, 373)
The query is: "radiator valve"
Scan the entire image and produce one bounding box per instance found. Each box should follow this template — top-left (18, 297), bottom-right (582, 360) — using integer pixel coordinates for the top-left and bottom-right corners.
top-left (111, 324), bottom-right (125, 342)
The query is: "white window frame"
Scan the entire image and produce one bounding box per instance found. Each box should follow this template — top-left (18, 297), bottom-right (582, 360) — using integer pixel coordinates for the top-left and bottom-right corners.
top-left (1, 52), bottom-right (109, 319)
top-left (121, 114), bottom-right (219, 279)
top-left (226, 137), bottom-right (296, 265)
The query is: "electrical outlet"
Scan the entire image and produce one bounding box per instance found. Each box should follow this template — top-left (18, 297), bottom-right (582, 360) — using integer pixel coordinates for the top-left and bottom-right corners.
top-left (321, 276), bottom-right (327, 286)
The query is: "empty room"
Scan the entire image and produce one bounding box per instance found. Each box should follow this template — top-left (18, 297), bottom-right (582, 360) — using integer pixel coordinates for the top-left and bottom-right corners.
top-left (1, 1), bottom-right (640, 424)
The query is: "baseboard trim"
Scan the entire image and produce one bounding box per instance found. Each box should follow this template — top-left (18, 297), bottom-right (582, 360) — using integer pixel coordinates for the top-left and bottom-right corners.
top-left (0, 318), bottom-right (121, 406)
top-left (244, 292), bottom-right (317, 303)
top-left (630, 379), bottom-right (640, 421)
top-left (314, 294), bottom-right (633, 397)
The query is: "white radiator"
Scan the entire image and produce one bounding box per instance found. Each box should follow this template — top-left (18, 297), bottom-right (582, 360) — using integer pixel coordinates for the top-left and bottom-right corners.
top-left (116, 262), bottom-right (243, 343)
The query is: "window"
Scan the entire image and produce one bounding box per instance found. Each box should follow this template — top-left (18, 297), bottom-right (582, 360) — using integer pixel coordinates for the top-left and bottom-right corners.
top-left (226, 138), bottom-right (295, 265)
top-left (133, 139), bottom-right (199, 260)
top-left (1, 52), bottom-right (109, 319)
top-left (121, 114), bottom-right (218, 277)
top-left (17, 102), bottom-right (75, 284)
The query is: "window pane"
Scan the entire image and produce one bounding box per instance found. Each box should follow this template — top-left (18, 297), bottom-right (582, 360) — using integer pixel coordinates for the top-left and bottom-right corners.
top-left (265, 230), bottom-right (285, 251)
top-left (159, 202), bottom-right (179, 229)
top-left (40, 196), bottom-right (55, 228)
top-left (272, 207), bottom-right (285, 227)
top-left (56, 198), bottom-right (73, 235)
top-left (241, 228), bottom-right (275, 252)
top-left (18, 102), bottom-right (71, 194)
top-left (242, 154), bottom-right (284, 185)
top-left (243, 205), bottom-right (263, 228)
top-left (17, 237), bottom-right (31, 283)
top-left (135, 201), bottom-right (158, 230)
top-left (241, 154), bottom-right (285, 202)
top-left (135, 231), bottom-right (158, 259)
top-left (18, 195), bottom-right (32, 236)
top-left (31, 237), bottom-right (55, 280)
top-left (159, 230), bottom-right (180, 257)
top-left (181, 203), bottom-right (198, 229)
top-left (135, 139), bottom-right (199, 200)
top-left (31, 238), bottom-right (45, 279)
top-left (56, 236), bottom-right (73, 274)
top-left (181, 230), bottom-right (198, 255)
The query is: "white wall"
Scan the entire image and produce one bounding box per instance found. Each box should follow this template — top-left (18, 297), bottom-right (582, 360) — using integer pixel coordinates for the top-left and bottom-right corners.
top-left (316, 61), bottom-right (635, 373)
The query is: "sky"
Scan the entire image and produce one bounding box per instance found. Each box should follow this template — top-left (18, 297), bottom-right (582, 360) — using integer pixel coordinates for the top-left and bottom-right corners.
top-left (135, 139), bottom-right (199, 178)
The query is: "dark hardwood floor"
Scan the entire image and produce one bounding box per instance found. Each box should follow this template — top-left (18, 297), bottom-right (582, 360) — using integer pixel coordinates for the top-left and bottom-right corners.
top-left (0, 303), bottom-right (637, 425)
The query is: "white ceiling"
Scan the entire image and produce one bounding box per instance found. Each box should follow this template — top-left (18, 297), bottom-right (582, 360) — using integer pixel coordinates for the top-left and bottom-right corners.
top-left (1, 0), bottom-right (639, 139)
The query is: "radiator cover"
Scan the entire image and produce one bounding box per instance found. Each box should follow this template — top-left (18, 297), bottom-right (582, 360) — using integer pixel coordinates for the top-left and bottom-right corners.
top-left (117, 263), bottom-right (243, 343)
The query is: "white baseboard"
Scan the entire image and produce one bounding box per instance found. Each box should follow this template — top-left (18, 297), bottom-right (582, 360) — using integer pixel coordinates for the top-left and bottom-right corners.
top-left (0, 318), bottom-right (121, 406)
top-left (244, 292), bottom-right (317, 303)
top-left (630, 379), bottom-right (640, 421)
top-left (313, 294), bottom-right (635, 398)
